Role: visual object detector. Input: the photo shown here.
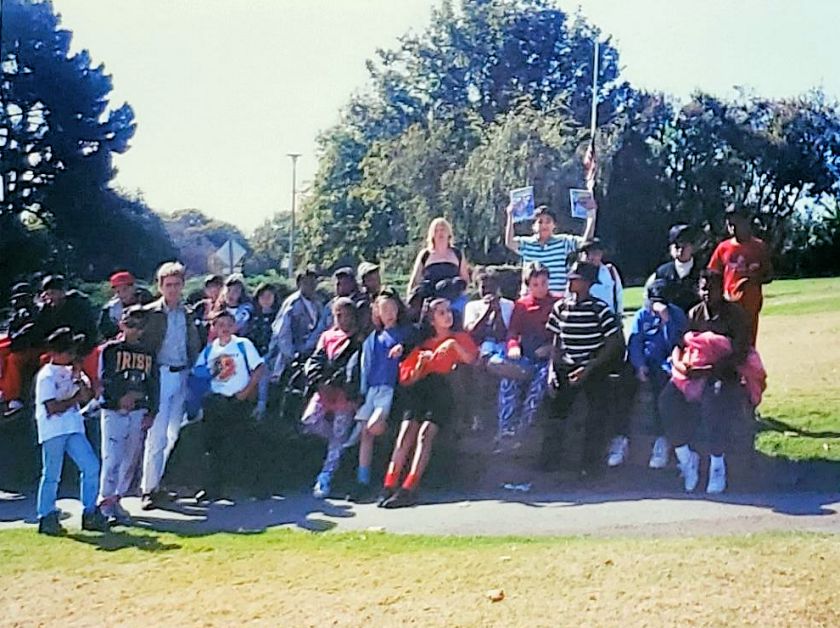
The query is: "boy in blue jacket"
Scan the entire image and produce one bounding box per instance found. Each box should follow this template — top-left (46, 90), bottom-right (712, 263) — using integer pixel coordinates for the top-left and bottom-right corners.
top-left (628, 279), bottom-right (687, 469)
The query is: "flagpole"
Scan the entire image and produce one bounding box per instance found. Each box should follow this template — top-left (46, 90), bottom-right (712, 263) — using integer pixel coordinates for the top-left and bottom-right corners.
top-left (589, 39), bottom-right (599, 141)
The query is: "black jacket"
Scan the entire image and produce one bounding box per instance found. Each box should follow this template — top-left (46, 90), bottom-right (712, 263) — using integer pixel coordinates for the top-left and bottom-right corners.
top-left (99, 338), bottom-right (159, 412)
top-left (654, 260), bottom-right (701, 314)
top-left (303, 333), bottom-right (362, 401)
top-left (32, 291), bottom-right (98, 353)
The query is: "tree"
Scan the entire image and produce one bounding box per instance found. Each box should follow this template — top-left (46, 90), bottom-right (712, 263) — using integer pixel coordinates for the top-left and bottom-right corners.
top-left (299, 0), bottom-right (631, 271)
top-left (1, 0), bottom-right (172, 286)
top-left (162, 209), bottom-right (250, 275)
top-left (646, 91), bottom-right (840, 258)
top-left (246, 211), bottom-right (291, 274)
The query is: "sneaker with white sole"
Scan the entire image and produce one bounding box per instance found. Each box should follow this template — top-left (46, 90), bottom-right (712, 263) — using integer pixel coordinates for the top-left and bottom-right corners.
top-left (648, 436), bottom-right (670, 469)
top-left (3, 399), bottom-right (24, 417)
top-left (110, 501), bottom-right (132, 525)
top-left (99, 502), bottom-right (116, 520)
top-left (606, 436), bottom-right (629, 467)
top-left (312, 473), bottom-right (331, 499)
top-left (706, 457), bottom-right (727, 494)
top-left (679, 450), bottom-right (700, 492)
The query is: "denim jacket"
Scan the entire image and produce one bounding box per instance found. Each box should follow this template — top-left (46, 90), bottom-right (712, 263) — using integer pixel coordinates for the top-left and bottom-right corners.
top-left (628, 303), bottom-right (687, 372)
top-left (268, 291), bottom-right (327, 377)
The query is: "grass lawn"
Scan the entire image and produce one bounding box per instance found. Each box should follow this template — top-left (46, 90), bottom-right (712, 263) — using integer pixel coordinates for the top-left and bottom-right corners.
top-left (1, 528), bottom-right (839, 626)
top-left (749, 278), bottom-right (840, 461)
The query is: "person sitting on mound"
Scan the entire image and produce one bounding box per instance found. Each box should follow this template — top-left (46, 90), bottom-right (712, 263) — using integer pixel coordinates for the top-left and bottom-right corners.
top-left (347, 289), bottom-right (414, 502)
top-left (379, 298), bottom-right (478, 509)
top-left (628, 279), bottom-right (688, 470)
top-left (543, 262), bottom-right (624, 475)
top-left (658, 270), bottom-right (755, 494)
top-left (495, 262), bottom-right (557, 448)
top-left (301, 297), bottom-right (363, 499)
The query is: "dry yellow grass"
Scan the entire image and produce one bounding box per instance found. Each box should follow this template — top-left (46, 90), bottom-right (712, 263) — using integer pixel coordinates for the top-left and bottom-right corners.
top-left (2, 529), bottom-right (839, 626)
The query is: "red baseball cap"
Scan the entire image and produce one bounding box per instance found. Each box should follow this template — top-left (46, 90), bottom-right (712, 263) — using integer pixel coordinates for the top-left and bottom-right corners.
top-left (109, 271), bottom-right (135, 288)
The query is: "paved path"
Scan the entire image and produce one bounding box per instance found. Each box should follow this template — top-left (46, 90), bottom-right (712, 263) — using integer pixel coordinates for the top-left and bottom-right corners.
top-left (3, 490), bottom-right (839, 537)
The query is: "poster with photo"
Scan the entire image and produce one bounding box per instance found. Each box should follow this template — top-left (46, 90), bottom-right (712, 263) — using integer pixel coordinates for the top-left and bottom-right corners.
top-left (509, 186), bottom-right (535, 223)
top-left (569, 188), bottom-right (596, 219)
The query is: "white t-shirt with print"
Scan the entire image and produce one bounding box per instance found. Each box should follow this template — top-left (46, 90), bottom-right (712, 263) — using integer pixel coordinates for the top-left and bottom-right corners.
top-left (463, 298), bottom-right (514, 333)
top-left (196, 335), bottom-right (264, 398)
top-left (34, 363), bottom-right (86, 444)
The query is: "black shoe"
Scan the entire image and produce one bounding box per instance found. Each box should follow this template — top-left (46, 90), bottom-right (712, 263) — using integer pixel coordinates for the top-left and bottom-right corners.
top-left (2, 401), bottom-right (24, 419)
top-left (81, 507), bottom-right (111, 533)
top-left (380, 489), bottom-right (417, 509)
top-left (347, 482), bottom-right (374, 503)
top-left (376, 487), bottom-right (396, 508)
top-left (140, 492), bottom-right (157, 511)
top-left (37, 511), bottom-right (66, 536)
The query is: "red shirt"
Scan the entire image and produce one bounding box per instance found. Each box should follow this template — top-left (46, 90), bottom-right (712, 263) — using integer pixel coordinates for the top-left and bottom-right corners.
top-left (399, 332), bottom-right (478, 384)
top-left (708, 237), bottom-right (771, 307)
top-left (315, 328), bottom-right (354, 411)
top-left (506, 293), bottom-right (560, 358)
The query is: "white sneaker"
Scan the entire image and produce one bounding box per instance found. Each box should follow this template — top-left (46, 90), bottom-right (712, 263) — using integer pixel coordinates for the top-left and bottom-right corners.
top-left (312, 473), bottom-right (331, 499)
top-left (679, 451), bottom-right (700, 492)
top-left (648, 436), bottom-right (669, 469)
top-left (707, 457), bottom-right (727, 494)
top-left (606, 436), bottom-right (629, 467)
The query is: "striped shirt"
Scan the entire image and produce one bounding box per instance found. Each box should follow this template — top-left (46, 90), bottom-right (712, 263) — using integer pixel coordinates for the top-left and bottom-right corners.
top-left (515, 233), bottom-right (581, 293)
top-left (546, 296), bottom-right (619, 367)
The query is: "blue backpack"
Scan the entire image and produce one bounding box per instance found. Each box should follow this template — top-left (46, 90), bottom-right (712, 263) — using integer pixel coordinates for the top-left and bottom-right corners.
top-left (185, 341), bottom-right (252, 417)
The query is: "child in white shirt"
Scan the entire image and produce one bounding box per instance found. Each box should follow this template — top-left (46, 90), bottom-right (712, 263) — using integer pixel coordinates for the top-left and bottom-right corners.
top-left (35, 328), bottom-right (109, 535)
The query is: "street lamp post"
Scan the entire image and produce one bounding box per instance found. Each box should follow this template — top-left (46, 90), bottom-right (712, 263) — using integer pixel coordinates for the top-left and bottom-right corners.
top-left (287, 152), bottom-right (301, 278)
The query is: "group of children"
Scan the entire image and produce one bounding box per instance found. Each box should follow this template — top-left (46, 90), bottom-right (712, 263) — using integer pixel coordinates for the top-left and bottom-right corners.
top-left (1, 200), bottom-right (773, 534)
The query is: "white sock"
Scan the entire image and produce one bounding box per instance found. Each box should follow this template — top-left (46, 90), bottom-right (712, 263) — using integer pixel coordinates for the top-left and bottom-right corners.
top-left (710, 454), bottom-right (725, 472)
top-left (674, 445), bottom-right (692, 466)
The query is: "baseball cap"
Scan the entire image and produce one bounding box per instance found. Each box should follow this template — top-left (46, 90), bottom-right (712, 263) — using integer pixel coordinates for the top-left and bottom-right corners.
top-left (580, 237), bottom-right (605, 253)
top-left (109, 271), bottom-right (135, 288)
top-left (648, 279), bottom-right (669, 303)
top-left (567, 261), bottom-right (600, 284)
top-left (40, 274), bottom-right (66, 292)
top-left (333, 267), bottom-right (355, 280)
top-left (204, 274), bottom-right (224, 287)
top-left (668, 224), bottom-right (696, 245)
top-left (121, 304), bottom-right (148, 323)
top-left (295, 265), bottom-right (320, 282)
top-left (357, 261), bottom-right (380, 281)
top-left (45, 327), bottom-right (77, 353)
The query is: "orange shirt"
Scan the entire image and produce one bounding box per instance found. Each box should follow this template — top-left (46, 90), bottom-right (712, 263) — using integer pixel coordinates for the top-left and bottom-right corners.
top-left (399, 332), bottom-right (478, 384)
top-left (708, 236), bottom-right (771, 307)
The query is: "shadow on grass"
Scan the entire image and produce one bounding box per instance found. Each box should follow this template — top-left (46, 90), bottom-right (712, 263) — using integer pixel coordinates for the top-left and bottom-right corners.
top-left (65, 529), bottom-right (182, 552)
top-left (757, 415), bottom-right (840, 440)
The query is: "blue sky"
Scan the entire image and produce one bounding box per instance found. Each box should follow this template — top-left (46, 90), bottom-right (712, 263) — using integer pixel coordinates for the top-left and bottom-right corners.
top-left (51, 0), bottom-right (840, 232)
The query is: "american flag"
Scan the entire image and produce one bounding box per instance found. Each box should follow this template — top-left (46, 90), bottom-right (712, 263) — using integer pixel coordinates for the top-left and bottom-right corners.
top-left (583, 140), bottom-right (596, 192)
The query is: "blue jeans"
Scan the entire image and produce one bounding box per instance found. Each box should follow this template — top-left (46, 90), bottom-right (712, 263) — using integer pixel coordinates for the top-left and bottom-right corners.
top-left (256, 367), bottom-right (270, 414)
top-left (37, 432), bottom-right (100, 519)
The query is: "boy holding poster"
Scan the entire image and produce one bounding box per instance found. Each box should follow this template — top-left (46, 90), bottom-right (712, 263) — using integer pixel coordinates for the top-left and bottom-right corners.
top-left (504, 195), bottom-right (597, 295)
